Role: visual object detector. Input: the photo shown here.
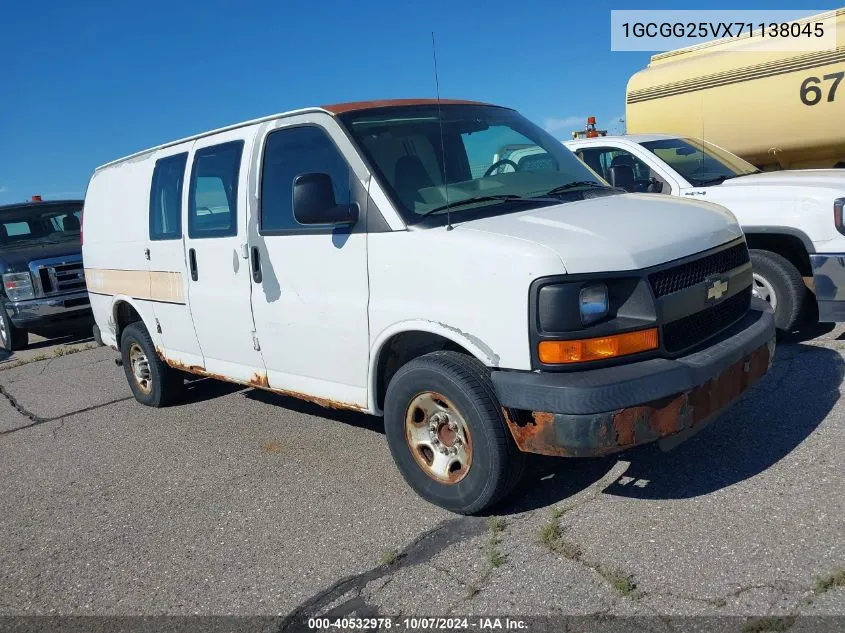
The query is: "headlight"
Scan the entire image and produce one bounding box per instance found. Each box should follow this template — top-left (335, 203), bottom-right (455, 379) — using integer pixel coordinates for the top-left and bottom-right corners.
top-left (2, 272), bottom-right (35, 302)
top-left (579, 284), bottom-right (609, 325)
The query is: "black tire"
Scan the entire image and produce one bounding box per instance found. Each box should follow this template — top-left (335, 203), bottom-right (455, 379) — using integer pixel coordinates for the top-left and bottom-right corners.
top-left (119, 322), bottom-right (183, 407)
top-left (0, 308), bottom-right (28, 352)
top-left (750, 249), bottom-right (806, 332)
top-left (92, 323), bottom-right (104, 347)
top-left (384, 351), bottom-right (525, 515)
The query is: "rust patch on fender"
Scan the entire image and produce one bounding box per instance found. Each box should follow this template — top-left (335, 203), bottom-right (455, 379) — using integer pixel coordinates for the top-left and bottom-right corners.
top-left (156, 347), bottom-right (203, 373)
top-left (502, 408), bottom-right (568, 457)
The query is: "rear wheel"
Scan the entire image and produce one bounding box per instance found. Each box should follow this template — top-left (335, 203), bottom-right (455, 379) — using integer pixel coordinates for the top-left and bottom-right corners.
top-left (120, 322), bottom-right (183, 407)
top-left (384, 351), bottom-right (525, 514)
top-left (0, 308), bottom-right (28, 352)
top-left (750, 249), bottom-right (806, 332)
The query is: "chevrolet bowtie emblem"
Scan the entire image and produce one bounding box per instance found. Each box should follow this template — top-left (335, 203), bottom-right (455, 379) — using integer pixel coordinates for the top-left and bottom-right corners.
top-left (707, 279), bottom-right (728, 301)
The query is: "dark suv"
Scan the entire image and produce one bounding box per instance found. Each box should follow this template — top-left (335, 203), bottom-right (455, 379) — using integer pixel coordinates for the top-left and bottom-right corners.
top-left (0, 198), bottom-right (91, 351)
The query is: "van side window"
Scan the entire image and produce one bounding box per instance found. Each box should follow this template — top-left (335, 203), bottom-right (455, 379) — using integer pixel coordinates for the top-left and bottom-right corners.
top-left (260, 126), bottom-right (351, 233)
top-left (188, 141), bottom-right (244, 238)
top-left (149, 153), bottom-right (187, 240)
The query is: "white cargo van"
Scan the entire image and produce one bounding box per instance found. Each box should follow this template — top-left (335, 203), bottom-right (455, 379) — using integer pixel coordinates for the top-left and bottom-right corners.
top-left (83, 99), bottom-right (775, 513)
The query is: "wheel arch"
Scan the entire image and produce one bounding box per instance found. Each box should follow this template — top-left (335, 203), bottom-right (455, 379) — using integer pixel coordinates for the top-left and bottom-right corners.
top-left (369, 321), bottom-right (499, 414)
top-left (743, 227), bottom-right (814, 277)
top-left (110, 296), bottom-right (155, 347)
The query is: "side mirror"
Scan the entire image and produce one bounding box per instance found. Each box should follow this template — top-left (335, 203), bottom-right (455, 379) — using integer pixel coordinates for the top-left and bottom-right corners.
top-left (293, 173), bottom-right (358, 226)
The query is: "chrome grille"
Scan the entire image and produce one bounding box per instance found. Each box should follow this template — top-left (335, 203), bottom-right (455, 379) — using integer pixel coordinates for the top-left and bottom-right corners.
top-left (29, 256), bottom-right (86, 297)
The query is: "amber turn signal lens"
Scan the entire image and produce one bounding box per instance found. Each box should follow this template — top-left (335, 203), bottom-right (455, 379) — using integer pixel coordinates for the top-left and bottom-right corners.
top-left (538, 328), bottom-right (659, 364)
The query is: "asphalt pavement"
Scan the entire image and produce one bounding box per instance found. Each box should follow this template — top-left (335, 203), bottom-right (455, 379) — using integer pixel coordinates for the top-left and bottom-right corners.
top-left (1, 323), bottom-right (844, 629)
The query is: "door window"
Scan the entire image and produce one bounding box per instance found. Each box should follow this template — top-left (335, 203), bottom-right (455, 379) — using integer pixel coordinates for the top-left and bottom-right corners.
top-left (188, 141), bottom-right (244, 238)
top-left (149, 153), bottom-right (187, 240)
top-left (577, 148), bottom-right (669, 194)
top-left (260, 126), bottom-right (351, 233)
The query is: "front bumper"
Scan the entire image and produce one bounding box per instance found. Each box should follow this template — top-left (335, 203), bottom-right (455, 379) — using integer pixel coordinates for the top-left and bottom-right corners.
top-left (3, 290), bottom-right (92, 328)
top-left (492, 302), bottom-right (775, 457)
top-left (810, 253), bottom-right (845, 322)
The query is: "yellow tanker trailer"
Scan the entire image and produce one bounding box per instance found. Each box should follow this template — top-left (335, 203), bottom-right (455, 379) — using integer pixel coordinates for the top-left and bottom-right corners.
top-left (626, 9), bottom-right (845, 170)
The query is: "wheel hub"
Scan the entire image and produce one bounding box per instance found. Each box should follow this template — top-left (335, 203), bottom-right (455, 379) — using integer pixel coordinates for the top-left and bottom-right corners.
top-left (405, 392), bottom-right (472, 483)
top-left (128, 343), bottom-right (152, 394)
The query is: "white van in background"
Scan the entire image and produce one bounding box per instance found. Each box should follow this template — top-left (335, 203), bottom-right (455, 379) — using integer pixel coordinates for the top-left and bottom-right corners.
top-left (83, 99), bottom-right (774, 513)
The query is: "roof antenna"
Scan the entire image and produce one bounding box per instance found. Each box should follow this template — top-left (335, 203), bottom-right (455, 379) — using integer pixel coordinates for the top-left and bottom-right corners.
top-left (431, 31), bottom-right (452, 231)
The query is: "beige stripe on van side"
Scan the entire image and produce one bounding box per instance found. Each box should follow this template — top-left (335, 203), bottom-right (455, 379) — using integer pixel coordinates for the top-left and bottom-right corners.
top-left (84, 268), bottom-right (185, 304)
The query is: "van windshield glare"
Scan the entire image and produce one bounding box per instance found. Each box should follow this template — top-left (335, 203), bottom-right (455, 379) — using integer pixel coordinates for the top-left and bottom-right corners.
top-left (337, 105), bottom-right (614, 226)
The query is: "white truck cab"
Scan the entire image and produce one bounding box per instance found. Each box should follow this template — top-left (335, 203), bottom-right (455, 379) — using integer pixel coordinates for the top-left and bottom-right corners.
top-left (565, 134), bottom-right (845, 332)
top-left (83, 101), bottom-right (775, 513)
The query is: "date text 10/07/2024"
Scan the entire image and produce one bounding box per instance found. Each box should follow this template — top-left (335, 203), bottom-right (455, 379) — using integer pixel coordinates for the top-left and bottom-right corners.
top-left (307, 617), bottom-right (529, 630)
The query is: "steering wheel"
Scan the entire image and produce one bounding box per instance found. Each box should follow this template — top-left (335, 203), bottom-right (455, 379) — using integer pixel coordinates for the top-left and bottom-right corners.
top-left (484, 159), bottom-right (519, 177)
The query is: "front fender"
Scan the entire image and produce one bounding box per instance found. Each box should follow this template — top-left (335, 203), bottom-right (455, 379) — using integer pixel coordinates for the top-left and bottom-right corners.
top-left (368, 319), bottom-right (502, 413)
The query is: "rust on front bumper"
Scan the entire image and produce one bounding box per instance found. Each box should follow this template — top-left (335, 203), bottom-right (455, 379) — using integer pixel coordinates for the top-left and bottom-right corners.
top-left (503, 341), bottom-right (772, 458)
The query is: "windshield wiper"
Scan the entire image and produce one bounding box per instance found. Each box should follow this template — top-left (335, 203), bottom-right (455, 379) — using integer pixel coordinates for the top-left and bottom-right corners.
top-left (418, 194), bottom-right (539, 218)
top-left (543, 181), bottom-right (614, 196)
top-left (695, 175), bottom-right (736, 187)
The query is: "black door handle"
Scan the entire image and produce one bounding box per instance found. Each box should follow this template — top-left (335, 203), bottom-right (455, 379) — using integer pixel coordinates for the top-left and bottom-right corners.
top-left (188, 248), bottom-right (198, 281)
top-left (251, 247), bottom-right (262, 283)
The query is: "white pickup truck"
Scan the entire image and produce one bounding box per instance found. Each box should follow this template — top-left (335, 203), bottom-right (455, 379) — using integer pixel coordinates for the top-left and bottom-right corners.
top-left (563, 134), bottom-right (845, 332)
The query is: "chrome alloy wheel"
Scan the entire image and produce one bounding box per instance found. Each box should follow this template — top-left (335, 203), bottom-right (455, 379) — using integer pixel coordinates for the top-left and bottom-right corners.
top-left (405, 392), bottom-right (473, 484)
top-left (752, 272), bottom-right (778, 311)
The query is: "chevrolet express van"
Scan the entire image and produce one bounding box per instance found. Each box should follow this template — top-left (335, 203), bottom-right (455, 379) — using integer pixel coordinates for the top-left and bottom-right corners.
top-left (83, 99), bottom-right (775, 513)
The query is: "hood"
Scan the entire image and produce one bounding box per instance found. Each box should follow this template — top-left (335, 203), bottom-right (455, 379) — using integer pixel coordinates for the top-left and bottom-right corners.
top-left (0, 241), bottom-right (82, 273)
top-left (455, 193), bottom-right (742, 274)
top-left (720, 170), bottom-right (845, 190)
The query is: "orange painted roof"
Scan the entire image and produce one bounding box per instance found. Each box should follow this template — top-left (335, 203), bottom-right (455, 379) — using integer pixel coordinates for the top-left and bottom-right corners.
top-left (321, 98), bottom-right (493, 114)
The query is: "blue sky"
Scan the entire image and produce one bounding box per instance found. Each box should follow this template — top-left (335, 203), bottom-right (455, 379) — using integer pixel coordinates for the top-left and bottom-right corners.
top-left (0, 0), bottom-right (818, 204)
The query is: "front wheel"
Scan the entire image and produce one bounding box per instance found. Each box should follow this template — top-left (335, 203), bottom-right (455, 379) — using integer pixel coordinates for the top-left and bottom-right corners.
top-left (383, 351), bottom-right (524, 514)
top-left (750, 249), bottom-right (806, 333)
top-left (0, 308), bottom-right (28, 352)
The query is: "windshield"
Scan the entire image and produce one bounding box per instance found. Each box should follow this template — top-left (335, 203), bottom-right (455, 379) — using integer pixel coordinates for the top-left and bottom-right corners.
top-left (0, 204), bottom-right (82, 246)
top-left (337, 105), bottom-right (614, 225)
top-left (640, 137), bottom-right (760, 187)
